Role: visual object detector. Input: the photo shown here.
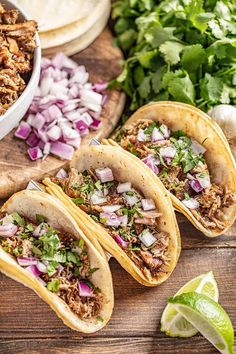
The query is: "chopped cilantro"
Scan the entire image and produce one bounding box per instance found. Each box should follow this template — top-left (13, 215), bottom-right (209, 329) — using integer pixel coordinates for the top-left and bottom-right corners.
top-left (95, 180), bottom-right (102, 190)
top-left (32, 245), bottom-right (42, 256)
top-left (125, 191), bottom-right (134, 196)
top-left (36, 214), bottom-right (46, 224)
top-left (89, 267), bottom-right (99, 275)
top-left (96, 316), bottom-right (104, 322)
top-left (47, 279), bottom-right (60, 292)
top-left (144, 122), bottom-right (156, 135)
top-left (67, 251), bottom-right (80, 264)
top-left (46, 261), bottom-right (59, 276)
top-left (184, 193), bottom-right (190, 200)
top-left (72, 197), bottom-right (85, 205)
top-left (13, 247), bottom-right (23, 257)
top-left (12, 212), bottom-right (25, 226)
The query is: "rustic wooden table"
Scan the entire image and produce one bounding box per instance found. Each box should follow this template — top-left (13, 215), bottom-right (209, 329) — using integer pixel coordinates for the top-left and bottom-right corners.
top-left (0, 212), bottom-right (235, 354)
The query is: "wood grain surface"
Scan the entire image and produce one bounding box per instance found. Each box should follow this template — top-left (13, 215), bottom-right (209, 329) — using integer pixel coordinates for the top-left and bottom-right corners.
top-left (0, 213), bottom-right (235, 354)
top-left (0, 28), bottom-right (125, 200)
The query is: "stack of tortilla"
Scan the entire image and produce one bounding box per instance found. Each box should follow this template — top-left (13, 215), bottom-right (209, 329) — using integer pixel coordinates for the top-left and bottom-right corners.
top-left (14, 0), bottom-right (111, 56)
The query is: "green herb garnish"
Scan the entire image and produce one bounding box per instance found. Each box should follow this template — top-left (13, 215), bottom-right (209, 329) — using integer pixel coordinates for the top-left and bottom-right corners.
top-left (47, 279), bottom-right (60, 292)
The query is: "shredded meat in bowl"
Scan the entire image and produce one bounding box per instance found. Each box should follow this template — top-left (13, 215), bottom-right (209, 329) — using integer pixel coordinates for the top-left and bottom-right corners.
top-left (0, 3), bottom-right (37, 115)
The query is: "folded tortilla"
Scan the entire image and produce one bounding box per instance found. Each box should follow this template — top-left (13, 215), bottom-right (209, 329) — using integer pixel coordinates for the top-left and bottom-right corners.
top-left (44, 145), bottom-right (181, 286)
top-left (14, 0), bottom-right (99, 33)
top-left (39, 0), bottom-right (110, 49)
top-left (0, 190), bottom-right (114, 333)
top-left (108, 101), bottom-right (236, 237)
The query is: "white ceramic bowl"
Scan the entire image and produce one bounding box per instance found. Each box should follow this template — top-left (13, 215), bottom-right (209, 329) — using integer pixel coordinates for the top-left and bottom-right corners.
top-left (0, 0), bottom-right (41, 140)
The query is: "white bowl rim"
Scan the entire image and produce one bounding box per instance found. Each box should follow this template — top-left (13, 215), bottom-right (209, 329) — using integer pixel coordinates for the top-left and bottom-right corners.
top-left (0, 0), bottom-right (41, 123)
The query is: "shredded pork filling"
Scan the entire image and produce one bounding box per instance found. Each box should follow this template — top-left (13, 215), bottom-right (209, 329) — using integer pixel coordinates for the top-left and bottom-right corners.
top-left (52, 168), bottom-right (170, 281)
top-left (115, 119), bottom-right (235, 230)
top-left (0, 3), bottom-right (37, 114)
top-left (0, 212), bottom-right (103, 320)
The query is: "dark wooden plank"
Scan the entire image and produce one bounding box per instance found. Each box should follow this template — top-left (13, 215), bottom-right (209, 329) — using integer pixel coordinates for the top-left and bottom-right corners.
top-left (0, 248), bottom-right (235, 344)
top-left (0, 337), bottom-right (220, 354)
top-left (0, 28), bottom-right (125, 200)
top-left (177, 214), bottom-right (236, 249)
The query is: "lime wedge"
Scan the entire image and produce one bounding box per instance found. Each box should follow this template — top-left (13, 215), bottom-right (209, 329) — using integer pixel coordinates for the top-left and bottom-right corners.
top-left (161, 271), bottom-right (219, 337)
top-left (169, 292), bottom-right (234, 354)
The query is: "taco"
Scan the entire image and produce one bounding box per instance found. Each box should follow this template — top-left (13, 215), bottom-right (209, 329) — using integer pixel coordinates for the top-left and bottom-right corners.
top-left (0, 190), bottom-right (113, 333)
top-left (109, 101), bottom-right (236, 237)
top-left (43, 145), bottom-right (181, 286)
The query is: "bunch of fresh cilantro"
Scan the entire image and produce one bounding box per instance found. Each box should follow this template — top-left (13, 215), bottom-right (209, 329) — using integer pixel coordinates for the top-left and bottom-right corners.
top-left (111, 0), bottom-right (236, 111)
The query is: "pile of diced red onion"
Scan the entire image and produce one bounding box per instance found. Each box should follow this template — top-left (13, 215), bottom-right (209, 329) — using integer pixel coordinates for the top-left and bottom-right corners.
top-left (137, 124), bottom-right (211, 210)
top-left (14, 53), bottom-right (108, 161)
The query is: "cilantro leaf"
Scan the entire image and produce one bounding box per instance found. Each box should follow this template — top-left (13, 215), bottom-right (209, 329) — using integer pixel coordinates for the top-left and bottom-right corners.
top-left (159, 41), bottom-right (185, 65)
top-left (168, 74), bottom-right (195, 105)
top-left (47, 279), bottom-right (60, 293)
top-left (181, 44), bottom-right (206, 72)
top-left (200, 73), bottom-right (223, 103)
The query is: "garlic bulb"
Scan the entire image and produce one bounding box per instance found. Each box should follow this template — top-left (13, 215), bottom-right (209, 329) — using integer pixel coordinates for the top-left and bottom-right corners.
top-left (208, 104), bottom-right (236, 159)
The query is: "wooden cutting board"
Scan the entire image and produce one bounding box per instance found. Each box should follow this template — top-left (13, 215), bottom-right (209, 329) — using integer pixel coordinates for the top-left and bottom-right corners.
top-left (0, 28), bottom-right (125, 199)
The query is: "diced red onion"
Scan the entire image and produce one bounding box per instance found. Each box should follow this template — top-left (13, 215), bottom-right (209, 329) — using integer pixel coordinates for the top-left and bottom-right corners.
top-left (33, 223), bottom-right (48, 237)
top-left (66, 137), bottom-right (81, 148)
top-left (138, 229), bottom-right (156, 247)
top-left (120, 215), bottom-right (128, 227)
top-left (78, 281), bottom-right (93, 297)
top-left (91, 194), bottom-right (107, 205)
top-left (182, 198), bottom-right (200, 209)
top-left (93, 82), bottom-right (108, 92)
top-left (124, 193), bottom-right (139, 207)
top-left (95, 167), bottom-right (114, 183)
top-left (43, 142), bottom-right (51, 155)
top-left (30, 113), bottom-right (45, 130)
top-left (160, 146), bottom-right (176, 158)
top-left (62, 102), bottom-right (78, 114)
top-left (14, 121), bottom-right (31, 140)
top-left (113, 234), bottom-right (129, 248)
top-left (117, 182), bottom-right (132, 194)
top-left (25, 265), bottom-right (42, 277)
top-left (70, 71), bottom-right (89, 85)
top-left (15, 53), bottom-right (107, 161)
top-left (100, 212), bottom-right (121, 227)
top-left (90, 118), bottom-right (102, 130)
top-left (50, 141), bottom-right (74, 160)
top-left (152, 127), bottom-right (164, 142)
top-left (56, 168), bottom-right (68, 179)
top-left (81, 112), bottom-right (93, 126)
top-left (47, 125), bottom-right (61, 141)
top-left (0, 223), bottom-right (17, 237)
top-left (187, 173), bottom-right (195, 180)
top-left (196, 173), bottom-right (211, 189)
top-left (27, 146), bottom-right (43, 161)
top-left (26, 132), bottom-right (40, 147)
top-left (141, 199), bottom-right (156, 211)
top-left (102, 205), bottom-right (121, 213)
top-left (137, 129), bottom-right (147, 142)
top-left (74, 120), bottom-right (88, 133)
top-left (191, 139), bottom-right (206, 155)
top-left (36, 262), bottom-right (47, 273)
top-left (144, 159), bottom-right (159, 174)
top-left (190, 179), bottom-right (203, 193)
top-left (52, 52), bottom-right (78, 70)
top-left (40, 76), bottom-right (53, 96)
top-left (80, 89), bottom-right (102, 112)
top-left (17, 257), bottom-right (37, 266)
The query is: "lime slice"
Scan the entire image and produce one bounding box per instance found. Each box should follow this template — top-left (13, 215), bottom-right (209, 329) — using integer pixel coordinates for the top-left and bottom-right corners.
top-left (161, 271), bottom-right (219, 337)
top-left (169, 292), bottom-right (234, 354)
